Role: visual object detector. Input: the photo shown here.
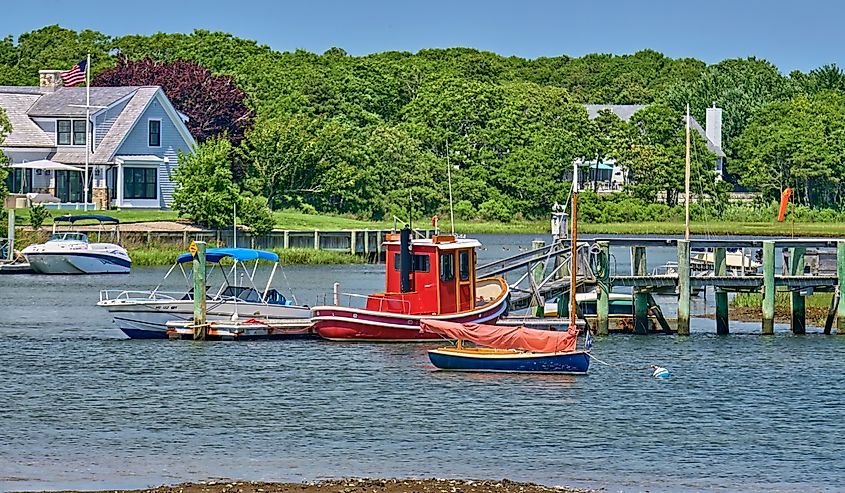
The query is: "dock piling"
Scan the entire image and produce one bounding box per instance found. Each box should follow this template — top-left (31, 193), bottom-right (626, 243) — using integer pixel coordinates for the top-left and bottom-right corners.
top-left (714, 247), bottom-right (729, 335)
top-left (597, 241), bottom-right (610, 336)
top-left (6, 209), bottom-right (14, 261)
top-left (632, 246), bottom-right (649, 334)
top-left (350, 230), bottom-right (357, 254)
top-left (762, 241), bottom-right (775, 335)
top-left (838, 241), bottom-right (845, 335)
top-left (790, 247), bottom-right (806, 334)
top-left (677, 240), bottom-right (691, 335)
top-left (192, 241), bottom-right (208, 340)
top-left (531, 239), bottom-right (545, 285)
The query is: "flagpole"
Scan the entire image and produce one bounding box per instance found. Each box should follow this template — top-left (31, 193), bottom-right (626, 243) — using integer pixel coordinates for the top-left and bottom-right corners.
top-left (84, 53), bottom-right (90, 211)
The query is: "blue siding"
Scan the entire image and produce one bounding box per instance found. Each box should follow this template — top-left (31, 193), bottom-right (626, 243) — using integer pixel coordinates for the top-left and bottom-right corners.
top-left (117, 96), bottom-right (192, 157)
top-left (116, 94), bottom-right (193, 210)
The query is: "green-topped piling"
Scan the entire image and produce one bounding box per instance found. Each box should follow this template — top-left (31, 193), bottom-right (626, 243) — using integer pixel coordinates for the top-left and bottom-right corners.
top-left (632, 245), bottom-right (649, 334)
top-left (790, 247), bottom-right (806, 334)
top-left (762, 240), bottom-right (775, 335)
top-left (531, 239), bottom-right (545, 285)
top-left (192, 240), bottom-right (208, 340)
top-left (714, 247), bottom-right (729, 335)
top-left (596, 241), bottom-right (610, 336)
top-left (677, 240), bottom-right (691, 335)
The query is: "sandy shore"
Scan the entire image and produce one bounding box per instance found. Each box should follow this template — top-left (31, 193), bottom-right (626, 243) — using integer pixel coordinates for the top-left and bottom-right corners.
top-left (40, 479), bottom-right (598, 493)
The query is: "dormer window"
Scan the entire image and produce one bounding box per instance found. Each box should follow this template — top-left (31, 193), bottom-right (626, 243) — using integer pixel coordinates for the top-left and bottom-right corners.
top-left (57, 119), bottom-right (86, 146)
top-left (148, 119), bottom-right (161, 147)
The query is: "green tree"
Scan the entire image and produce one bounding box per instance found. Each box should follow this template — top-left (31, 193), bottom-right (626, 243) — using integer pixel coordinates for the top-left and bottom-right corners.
top-left (172, 138), bottom-right (240, 229)
top-left (239, 115), bottom-right (321, 209)
top-left (238, 194), bottom-right (276, 235)
top-left (0, 108), bottom-right (11, 203)
top-left (666, 57), bottom-right (794, 154)
top-left (733, 92), bottom-right (845, 207)
top-left (616, 104), bottom-right (717, 206)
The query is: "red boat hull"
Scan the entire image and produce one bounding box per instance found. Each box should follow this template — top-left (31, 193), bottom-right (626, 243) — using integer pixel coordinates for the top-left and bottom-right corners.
top-left (312, 295), bottom-right (509, 342)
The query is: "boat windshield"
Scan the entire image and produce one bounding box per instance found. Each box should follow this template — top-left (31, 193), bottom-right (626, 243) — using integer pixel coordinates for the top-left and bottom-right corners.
top-left (48, 232), bottom-right (88, 243)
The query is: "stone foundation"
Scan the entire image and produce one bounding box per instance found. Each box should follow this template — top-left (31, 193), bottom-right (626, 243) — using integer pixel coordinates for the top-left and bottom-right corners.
top-left (92, 188), bottom-right (109, 210)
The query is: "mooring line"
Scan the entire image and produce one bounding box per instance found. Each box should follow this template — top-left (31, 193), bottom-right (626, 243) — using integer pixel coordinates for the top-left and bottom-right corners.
top-left (586, 352), bottom-right (654, 372)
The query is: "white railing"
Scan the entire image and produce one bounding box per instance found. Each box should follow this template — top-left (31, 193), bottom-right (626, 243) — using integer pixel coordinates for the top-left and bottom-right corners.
top-left (324, 291), bottom-right (412, 315)
top-left (99, 289), bottom-right (182, 302)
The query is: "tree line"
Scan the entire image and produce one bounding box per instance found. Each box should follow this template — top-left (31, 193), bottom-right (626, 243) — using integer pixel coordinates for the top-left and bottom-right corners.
top-left (3, 25), bottom-right (845, 229)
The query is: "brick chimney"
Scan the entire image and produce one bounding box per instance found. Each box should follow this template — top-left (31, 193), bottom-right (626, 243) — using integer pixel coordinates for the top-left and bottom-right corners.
top-left (38, 70), bottom-right (64, 90)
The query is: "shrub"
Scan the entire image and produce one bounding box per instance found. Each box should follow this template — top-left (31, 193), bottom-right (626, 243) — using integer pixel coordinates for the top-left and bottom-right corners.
top-left (29, 204), bottom-right (49, 230)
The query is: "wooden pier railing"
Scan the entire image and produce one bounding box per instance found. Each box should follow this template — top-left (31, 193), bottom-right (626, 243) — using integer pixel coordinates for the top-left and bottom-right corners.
top-left (593, 238), bottom-right (845, 337)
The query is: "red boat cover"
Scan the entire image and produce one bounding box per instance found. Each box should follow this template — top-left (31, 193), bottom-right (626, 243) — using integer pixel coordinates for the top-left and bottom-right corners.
top-left (420, 319), bottom-right (578, 353)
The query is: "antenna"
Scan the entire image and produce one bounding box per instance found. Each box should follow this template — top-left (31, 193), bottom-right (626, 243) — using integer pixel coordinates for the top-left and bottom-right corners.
top-left (445, 139), bottom-right (455, 235)
top-left (684, 103), bottom-right (691, 241)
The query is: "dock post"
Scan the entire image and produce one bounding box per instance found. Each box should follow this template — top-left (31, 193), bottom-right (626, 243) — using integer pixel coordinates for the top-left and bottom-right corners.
top-left (762, 240), bottom-right (775, 335)
top-left (192, 241), bottom-right (207, 340)
top-left (364, 230), bottom-right (370, 256)
top-left (283, 231), bottom-right (289, 249)
top-left (632, 245), bottom-right (649, 334)
top-left (531, 239), bottom-right (545, 285)
top-left (350, 230), bottom-right (357, 254)
top-left (6, 209), bottom-right (14, 261)
top-left (376, 231), bottom-right (383, 261)
top-left (838, 241), bottom-right (845, 335)
top-left (714, 247), bottom-right (729, 335)
top-left (790, 247), bottom-right (806, 334)
top-left (597, 241), bottom-right (610, 336)
top-left (677, 240), bottom-right (691, 335)
top-left (313, 230), bottom-right (319, 249)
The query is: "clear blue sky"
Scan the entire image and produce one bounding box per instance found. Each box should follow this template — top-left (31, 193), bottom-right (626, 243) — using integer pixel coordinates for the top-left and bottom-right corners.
top-left (2, 0), bottom-right (842, 73)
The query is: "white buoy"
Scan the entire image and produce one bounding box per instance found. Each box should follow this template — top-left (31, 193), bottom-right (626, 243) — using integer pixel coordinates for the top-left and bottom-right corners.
top-left (651, 365), bottom-right (670, 379)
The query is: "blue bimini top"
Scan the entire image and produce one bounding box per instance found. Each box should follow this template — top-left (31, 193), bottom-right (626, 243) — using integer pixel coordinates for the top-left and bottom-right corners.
top-left (176, 247), bottom-right (280, 264)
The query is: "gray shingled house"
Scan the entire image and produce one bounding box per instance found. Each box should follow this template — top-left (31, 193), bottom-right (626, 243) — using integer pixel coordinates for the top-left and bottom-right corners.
top-left (0, 70), bottom-right (195, 209)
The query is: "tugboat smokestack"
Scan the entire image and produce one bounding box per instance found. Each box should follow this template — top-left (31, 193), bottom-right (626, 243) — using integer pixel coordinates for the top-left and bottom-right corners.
top-left (399, 227), bottom-right (413, 293)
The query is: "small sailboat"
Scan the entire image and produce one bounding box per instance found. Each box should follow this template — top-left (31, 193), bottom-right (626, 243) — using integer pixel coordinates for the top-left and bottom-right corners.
top-left (420, 162), bottom-right (589, 374)
top-left (421, 320), bottom-right (589, 374)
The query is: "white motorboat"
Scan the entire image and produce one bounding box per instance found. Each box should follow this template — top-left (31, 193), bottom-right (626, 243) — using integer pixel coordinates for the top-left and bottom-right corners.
top-left (22, 215), bottom-right (131, 274)
top-left (98, 247), bottom-right (311, 339)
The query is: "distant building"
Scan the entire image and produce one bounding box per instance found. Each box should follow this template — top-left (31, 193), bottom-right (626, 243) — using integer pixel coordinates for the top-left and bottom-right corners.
top-left (0, 70), bottom-right (195, 209)
top-left (579, 104), bottom-right (725, 193)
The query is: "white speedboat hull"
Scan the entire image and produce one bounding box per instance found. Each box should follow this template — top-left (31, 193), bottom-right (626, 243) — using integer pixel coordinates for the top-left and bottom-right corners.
top-left (26, 251), bottom-right (131, 274)
top-left (98, 299), bottom-right (312, 339)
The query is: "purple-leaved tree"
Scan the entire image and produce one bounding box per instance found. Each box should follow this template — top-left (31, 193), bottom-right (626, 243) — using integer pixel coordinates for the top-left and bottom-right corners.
top-left (93, 57), bottom-right (252, 145)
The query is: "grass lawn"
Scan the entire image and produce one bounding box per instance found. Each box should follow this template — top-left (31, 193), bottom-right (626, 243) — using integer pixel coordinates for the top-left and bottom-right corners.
top-left (8, 208), bottom-right (845, 236)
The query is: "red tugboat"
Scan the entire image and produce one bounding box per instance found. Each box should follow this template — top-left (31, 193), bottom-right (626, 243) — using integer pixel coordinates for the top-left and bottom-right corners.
top-left (311, 228), bottom-right (510, 341)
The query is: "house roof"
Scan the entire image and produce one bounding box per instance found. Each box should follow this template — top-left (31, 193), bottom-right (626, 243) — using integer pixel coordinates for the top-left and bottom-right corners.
top-left (92, 87), bottom-right (160, 163)
top-left (27, 86), bottom-right (143, 117)
top-left (0, 84), bottom-right (191, 165)
top-left (584, 104), bottom-right (648, 121)
top-left (0, 92), bottom-right (54, 147)
top-left (584, 103), bottom-right (725, 158)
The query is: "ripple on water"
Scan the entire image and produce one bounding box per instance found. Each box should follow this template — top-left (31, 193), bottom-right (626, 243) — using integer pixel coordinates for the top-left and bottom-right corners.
top-left (2, 239), bottom-right (845, 493)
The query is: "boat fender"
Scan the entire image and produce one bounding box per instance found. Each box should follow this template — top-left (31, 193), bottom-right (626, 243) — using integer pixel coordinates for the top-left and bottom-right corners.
top-left (650, 365), bottom-right (670, 379)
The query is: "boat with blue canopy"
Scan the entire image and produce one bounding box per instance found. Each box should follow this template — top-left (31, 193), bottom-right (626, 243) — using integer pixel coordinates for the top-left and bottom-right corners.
top-left (98, 247), bottom-right (311, 339)
top-left (22, 214), bottom-right (130, 274)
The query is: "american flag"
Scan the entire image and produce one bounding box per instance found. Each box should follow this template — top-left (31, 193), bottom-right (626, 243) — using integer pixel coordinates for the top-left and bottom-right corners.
top-left (60, 59), bottom-right (87, 87)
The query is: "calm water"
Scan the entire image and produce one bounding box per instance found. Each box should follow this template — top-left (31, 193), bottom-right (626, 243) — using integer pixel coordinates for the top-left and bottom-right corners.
top-left (1, 234), bottom-right (843, 493)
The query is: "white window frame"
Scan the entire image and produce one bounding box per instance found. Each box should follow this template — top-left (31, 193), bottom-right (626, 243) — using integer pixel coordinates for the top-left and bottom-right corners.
top-left (148, 119), bottom-right (162, 148)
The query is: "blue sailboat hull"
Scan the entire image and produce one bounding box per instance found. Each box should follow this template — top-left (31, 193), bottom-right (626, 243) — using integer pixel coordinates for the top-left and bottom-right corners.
top-left (428, 348), bottom-right (590, 374)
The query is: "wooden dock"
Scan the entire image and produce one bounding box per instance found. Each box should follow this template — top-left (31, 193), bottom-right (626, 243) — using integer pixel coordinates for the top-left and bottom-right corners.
top-left (592, 238), bottom-right (845, 336)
